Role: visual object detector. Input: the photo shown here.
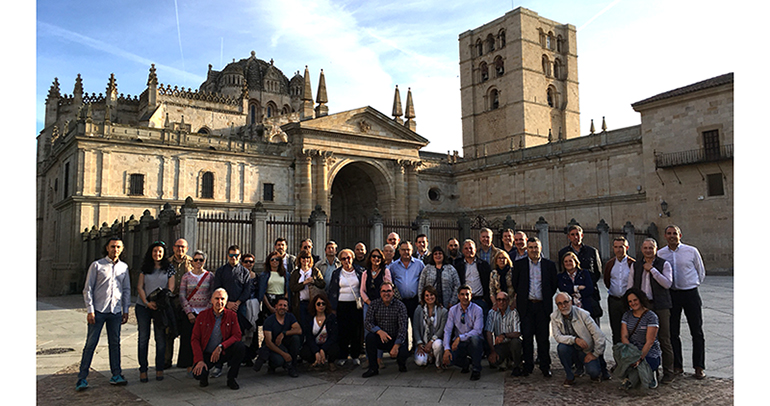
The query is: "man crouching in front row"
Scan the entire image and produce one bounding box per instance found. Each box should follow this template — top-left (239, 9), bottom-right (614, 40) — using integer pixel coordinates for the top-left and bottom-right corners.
top-left (191, 288), bottom-right (246, 390)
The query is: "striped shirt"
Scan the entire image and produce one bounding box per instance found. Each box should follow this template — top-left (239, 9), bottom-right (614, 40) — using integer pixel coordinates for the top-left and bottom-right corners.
top-left (485, 307), bottom-right (520, 344)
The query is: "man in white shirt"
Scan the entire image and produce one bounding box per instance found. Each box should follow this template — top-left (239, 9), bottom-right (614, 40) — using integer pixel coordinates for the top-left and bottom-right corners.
top-left (657, 225), bottom-right (707, 380)
top-left (76, 237), bottom-right (131, 391)
top-left (602, 237), bottom-right (635, 344)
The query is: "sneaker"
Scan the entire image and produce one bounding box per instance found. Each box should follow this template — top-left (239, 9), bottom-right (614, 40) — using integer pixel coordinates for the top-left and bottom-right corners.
top-left (75, 378), bottom-right (88, 392)
top-left (109, 375), bottom-right (128, 386)
top-left (335, 359), bottom-right (347, 367)
top-left (352, 358), bottom-right (361, 366)
top-left (209, 366), bottom-right (222, 378)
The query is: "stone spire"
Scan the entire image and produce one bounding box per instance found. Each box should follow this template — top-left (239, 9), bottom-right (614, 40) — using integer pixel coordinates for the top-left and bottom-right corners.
top-left (106, 73), bottom-right (118, 101)
top-left (300, 66), bottom-right (315, 120)
top-left (404, 87), bottom-right (416, 132)
top-left (146, 64), bottom-right (158, 109)
top-left (589, 119), bottom-right (595, 134)
top-left (392, 85), bottom-right (403, 124)
top-left (315, 69), bottom-right (328, 117)
top-left (601, 116), bottom-right (607, 132)
top-left (45, 78), bottom-right (61, 128)
top-left (73, 74), bottom-right (83, 106)
top-left (147, 64), bottom-right (158, 87)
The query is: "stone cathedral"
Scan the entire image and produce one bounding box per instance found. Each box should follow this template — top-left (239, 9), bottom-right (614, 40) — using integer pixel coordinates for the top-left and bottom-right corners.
top-left (36, 7), bottom-right (733, 295)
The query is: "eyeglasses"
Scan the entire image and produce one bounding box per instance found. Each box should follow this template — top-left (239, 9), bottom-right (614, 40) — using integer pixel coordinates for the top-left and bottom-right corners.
top-left (496, 298), bottom-right (508, 302)
top-left (193, 258), bottom-right (205, 263)
top-left (556, 300), bottom-right (571, 307)
top-left (243, 260), bottom-right (254, 264)
top-left (270, 258), bottom-right (281, 262)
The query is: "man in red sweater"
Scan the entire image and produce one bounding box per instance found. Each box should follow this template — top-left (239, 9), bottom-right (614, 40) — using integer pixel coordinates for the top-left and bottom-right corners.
top-left (191, 288), bottom-right (246, 389)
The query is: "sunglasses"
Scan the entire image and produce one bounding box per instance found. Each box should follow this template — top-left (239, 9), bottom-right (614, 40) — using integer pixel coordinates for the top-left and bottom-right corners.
top-left (243, 260), bottom-right (254, 264)
top-left (461, 311), bottom-right (466, 324)
top-left (193, 258), bottom-right (205, 263)
top-left (340, 256), bottom-right (352, 261)
top-left (228, 253), bottom-right (240, 258)
top-left (270, 258), bottom-right (281, 262)
top-left (371, 255), bottom-right (383, 260)
top-left (315, 302), bottom-right (327, 306)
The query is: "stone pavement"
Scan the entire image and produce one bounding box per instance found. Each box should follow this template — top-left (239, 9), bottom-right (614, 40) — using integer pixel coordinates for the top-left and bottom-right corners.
top-left (36, 276), bottom-right (734, 405)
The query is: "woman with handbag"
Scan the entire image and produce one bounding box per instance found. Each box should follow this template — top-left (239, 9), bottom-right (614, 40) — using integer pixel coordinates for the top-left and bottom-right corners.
top-left (289, 249), bottom-right (326, 329)
top-left (621, 287), bottom-right (662, 389)
top-left (178, 250), bottom-right (212, 376)
top-left (326, 249), bottom-right (364, 367)
top-left (136, 241), bottom-right (175, 382)
top-left (300, 293), bottom-right (340, 370)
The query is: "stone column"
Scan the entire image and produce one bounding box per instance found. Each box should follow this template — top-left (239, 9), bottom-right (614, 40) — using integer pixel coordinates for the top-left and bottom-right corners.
top-left (394, 161), bottom-right (407, 221)
top-left (536, 217), bottom-right (550, 259)
top-left (309, 205), bottom-right (328, 259)
top-left (458, 213), bottom-right (471, 242)
top-left (623, 221), bottom-right (637, 259)
top-left (597, 219), bottom-right (610, 262)
top-left (407, 161), bottom-right (420, 221)
top-left (158, 202), bottom-right (176, 245)
top-left (296, 150), bottom-right (313, 220)
top-left (180, 197), bottom-right (199, 255)
top-left (416, 211), bottom-right (430, 243)
top-left (139, 210), bottom-right (154, 256)
top-left (317, 151), bottom-right (332, 215)
top-left (370, 209), bottom-right (384, 250)
top-left (250, 202), bottom-right (268, 274)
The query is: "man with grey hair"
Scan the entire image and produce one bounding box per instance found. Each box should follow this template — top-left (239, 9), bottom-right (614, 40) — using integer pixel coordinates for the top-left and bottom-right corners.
top-left (657, 225), bottom-right (707, 380)
top-left (551, 292), bottom-right (608, 386)
top-left (628, 237), bottom-right (675, 384)
top-left (477, 228), bottom-right (500, 265)
top-left (387, 232), bottom-right (401, 249)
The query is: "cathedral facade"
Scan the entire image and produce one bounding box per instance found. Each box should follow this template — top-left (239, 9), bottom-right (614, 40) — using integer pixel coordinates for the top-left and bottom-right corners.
top-left (36, 7), bottom-right (733, 295)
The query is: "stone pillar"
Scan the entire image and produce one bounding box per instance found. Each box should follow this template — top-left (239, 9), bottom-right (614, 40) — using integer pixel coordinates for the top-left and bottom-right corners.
top-left (317, 151), bottom-right (332, 215)
top-left (250, 202), bottom-right (268, 274)
top-left (158, 202), bottom-right (176, 245)
top-left (88, 226), bottom-right (98, 266)
top-left (536, 217), bottom-right (550, 259)
top-left (309, 204), bottom-right (328, 260)
top-left (597, 219), bottom-right (610, 262)
top-left (623, 221), bottom-right (636, 259)
top-left (394, 161), bottom-right (407, 221)
top-left (81, 229), bottom-right (90, 271)
top-left (125, 215), bottom-right (140, 271)
top-left (296, 150), bottom-right (313, 220)
top-left (416, 211), bottom-right (430, 243)
top-left (180, 197), bottom-right (199, 255)
top-left (370, 209), bottom-right (384, 250)
top-left (139, 210), bottom-right (154, 257)
top-left (407, 162), bottom-right (420, 221)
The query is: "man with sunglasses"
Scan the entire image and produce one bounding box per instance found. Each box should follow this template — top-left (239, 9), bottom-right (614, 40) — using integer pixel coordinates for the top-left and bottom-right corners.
top-left (442, 285), bottom-right (485, 380)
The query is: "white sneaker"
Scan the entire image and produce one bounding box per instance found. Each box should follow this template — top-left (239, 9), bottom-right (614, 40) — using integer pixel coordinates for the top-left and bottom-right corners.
top-left (352, 359), bottom-right (361, 366)
top-left (210, 366), bottom-right (222, 378)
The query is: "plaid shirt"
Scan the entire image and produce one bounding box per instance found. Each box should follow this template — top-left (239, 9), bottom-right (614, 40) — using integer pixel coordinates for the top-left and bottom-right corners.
top-left (364, 298), bottom-right (409, 345)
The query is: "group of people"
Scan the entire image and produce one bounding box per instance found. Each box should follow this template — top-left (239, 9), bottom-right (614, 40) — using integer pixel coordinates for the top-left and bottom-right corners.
top-left (75, 224), bottom-right (707, 393)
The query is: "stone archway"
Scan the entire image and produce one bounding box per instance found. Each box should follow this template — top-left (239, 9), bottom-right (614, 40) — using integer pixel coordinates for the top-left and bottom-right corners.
top-left (329, 161), bottom-right (392, 249)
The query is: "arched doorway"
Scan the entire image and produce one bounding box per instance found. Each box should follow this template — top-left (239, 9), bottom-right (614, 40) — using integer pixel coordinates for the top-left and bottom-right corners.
top-left (329, 161), bottom-right (391, 249)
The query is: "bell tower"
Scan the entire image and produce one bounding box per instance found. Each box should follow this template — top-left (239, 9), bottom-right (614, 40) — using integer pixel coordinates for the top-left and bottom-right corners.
top-left (458, 7), bottom-right (579, 158)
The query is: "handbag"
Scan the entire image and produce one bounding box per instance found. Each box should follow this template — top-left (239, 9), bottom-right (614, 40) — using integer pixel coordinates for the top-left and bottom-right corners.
top-left (343, 271), bottom-right (363, 309)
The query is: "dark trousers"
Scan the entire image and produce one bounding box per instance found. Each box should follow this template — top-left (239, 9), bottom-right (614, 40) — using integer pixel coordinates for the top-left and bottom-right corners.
top-left (257, 334), bottom-right (301, 369)
top-left (194, 341), bottom-right (246, 381)
top-left (401, 296), bottom-right (419, 351)
top-left (520, 301), bottom-right (551, 372)
top-left (449, 335), bottom-right (484, 372)
top-left (670, 288), bottom-right (705, 370)
top-left (607, 295), bottom-right (626, 344)
top-left (337, 301), bottom-right (363, 359)
top-left (365, 332), bottom-right (408, 371)
top-left (650, 303), bottom-right (674, 375)
top-left (176, 315), bottom-right (195, 368)
top-left (136, 304), bottom-right (166, 373)
top-left (300, 342), bottom-right (339, 364)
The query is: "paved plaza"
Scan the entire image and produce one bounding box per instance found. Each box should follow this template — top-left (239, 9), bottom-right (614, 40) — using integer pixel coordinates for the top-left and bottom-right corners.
top-left (35, 276), bottom-right (735, 405)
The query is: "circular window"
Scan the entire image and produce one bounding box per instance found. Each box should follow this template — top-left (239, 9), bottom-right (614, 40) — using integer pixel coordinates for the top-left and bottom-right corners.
top-left (428, 188), bottom-right (441, 202)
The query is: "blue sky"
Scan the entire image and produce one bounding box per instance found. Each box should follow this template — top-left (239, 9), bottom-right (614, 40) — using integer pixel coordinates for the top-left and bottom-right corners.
top-left (34, 0), bottom-right (739, 154)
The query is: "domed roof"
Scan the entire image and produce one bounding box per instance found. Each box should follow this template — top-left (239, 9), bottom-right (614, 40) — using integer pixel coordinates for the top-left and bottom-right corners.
top-left (199, 51), bottom-right (291, 94)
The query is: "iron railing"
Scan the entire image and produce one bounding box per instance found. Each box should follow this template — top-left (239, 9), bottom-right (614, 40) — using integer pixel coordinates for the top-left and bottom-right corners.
top-left (655, 144), bottom-right (733, 168)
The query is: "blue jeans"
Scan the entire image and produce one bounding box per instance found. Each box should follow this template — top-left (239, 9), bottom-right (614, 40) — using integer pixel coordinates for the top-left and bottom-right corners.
top-left (557, 343), bottom-right (603, 380)
top-left (449, 335), bottom-right (484, 372)
top-left (136, 304), bottom-right (166, 373)
top-left (78, 311), bottom-right (123, 380)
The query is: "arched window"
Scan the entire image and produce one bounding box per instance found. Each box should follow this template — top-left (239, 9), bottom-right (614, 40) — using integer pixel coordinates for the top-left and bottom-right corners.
top-left (198, 127), bottom-right (210, 135)
top-left (480, 62), bottom-right (489, 82)
top-left (489, 88), bottom-right (500, 110)
top-left (486, 34), bottom-right (495, 53)
top-left (546, 86), bottom-right (557, 108)
top-left (201, 172), bottom-right (214, 199)
top-left (553, 58), bottom-right (561, 79)
top-left (542, 55), bottom-right (551, 77)
top-left (266, 101), bottom-right (277, 118)
top-left (494, 56), bottom-right (504, 77)
top-left (557, 35), bottom-right (564, 53)
top-left (547, 32), bottom-right (555, 50)
top-left (498, 29), bottom-right (506, 48)
top-left (476, 39), bottom-right (483, 57)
